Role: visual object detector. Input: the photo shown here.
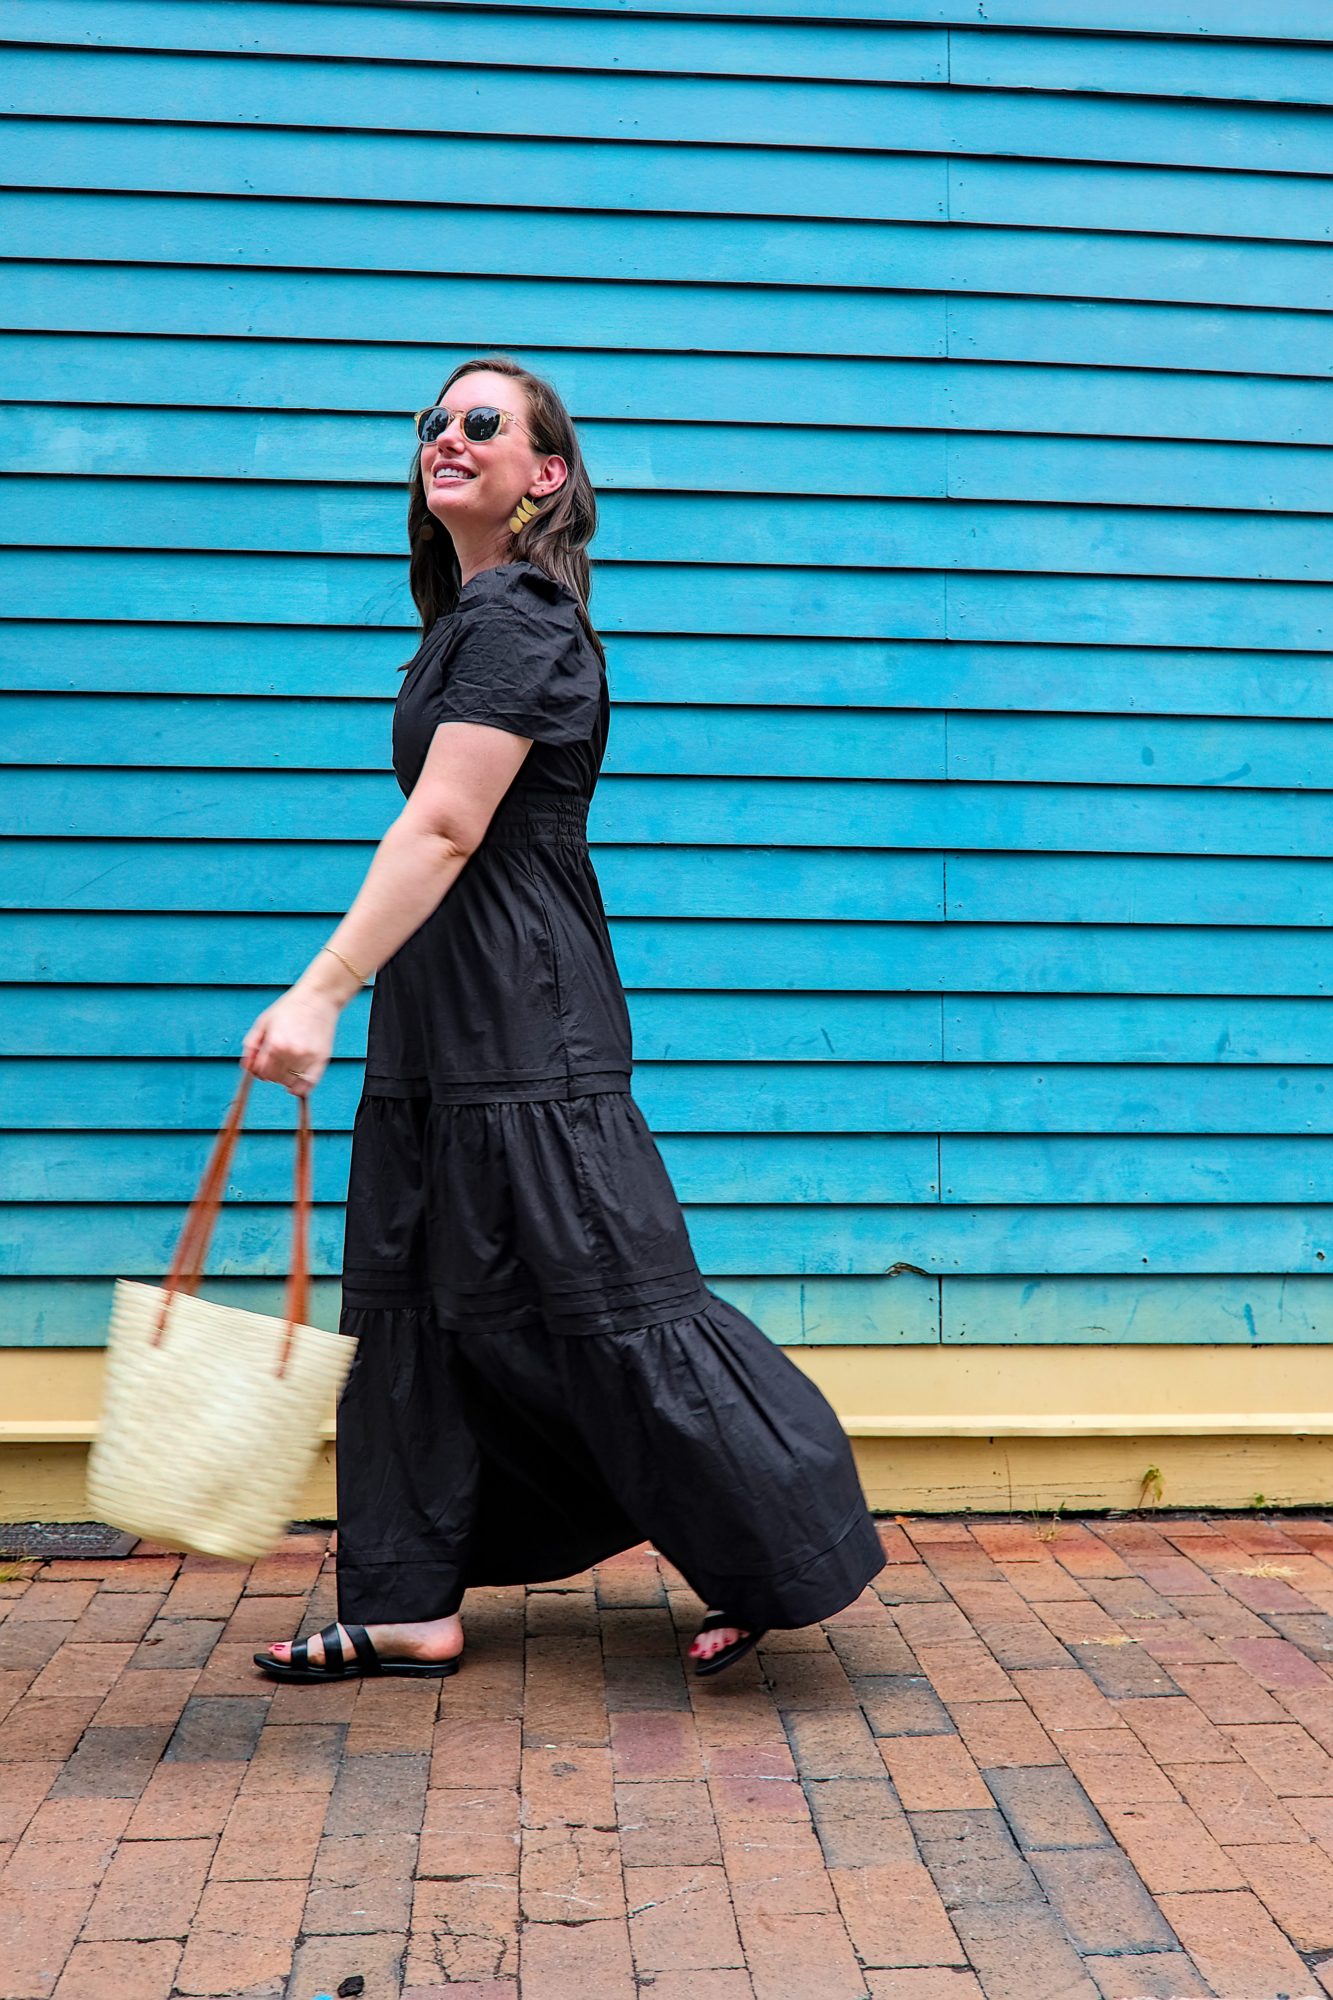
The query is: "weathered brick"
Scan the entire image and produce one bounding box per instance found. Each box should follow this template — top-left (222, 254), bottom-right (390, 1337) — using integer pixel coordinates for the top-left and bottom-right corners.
top-left (324, 1749), bottom-right (429, 1837)
top-left (80, 1834), bottom-right (213, 1939)
top-left (1226, 1837), bottom-right (1333, 1950)
top-left (1082, 1953), bottom-right (1211, 2000)
top-left (1009, 1669), bottom-right (1125, 1735)
top-left (48, 1724), bottom-right (172, 1799)
top-left (610, 1708), bottom-right (704, 1781)
top-left (1157, 1886), bottom-right (1315, 1996)
top-left (878, 1734), bottom-right (990, 1811)
top-left (805, 1775), bottom-right (915, 1869)
top-left (1163, 1759), bottom-right (1305, 1845)
top-left (948, 1902), bottom-right (1099, 2000)
top-left (521, 1743), bottom-right (615, 1827)
top-left (419, 1785), bottom-right (520, 1876)
top-left (985, 1765), bottom-right (1109, 1850)
top-left (164, 1694), bottom-right (268, 1764)
top-left (909, 1808), bottom-right (1041, 1909)
top-left (948, 1700), bottom-right (1059, 1770)
top-left (431, 1716), bottom-right (522, 1789)
top-left (1099, 1800), bottom-right (1244, 1892)
top-left (1225, 1721), bottom-right (1333, 1795)
top-left (735, 1909), bottom-right (868, 2000)
top-left (830, 1859), bottom-right (962, 1967)
top-left (626, 1861), bottom-right (741, 1969)
top-left (783, 1707), bottom-right (884, 1779)
top-left (1029, 1846), bottom-right (1175, 1955)
top-left (125, 1761), bottom-right (243, 1840)
top-left (515, 1911), bottom-right (631, 1996)
top-left (1115, 1695), bottom-right (1237, 1765)
top-left (50, 1940), bottom-right (181, 2000)
top-left (614, 1777), bottom-right (721, 1867)
top-left (858, 1674), bottom-right (954, 1738)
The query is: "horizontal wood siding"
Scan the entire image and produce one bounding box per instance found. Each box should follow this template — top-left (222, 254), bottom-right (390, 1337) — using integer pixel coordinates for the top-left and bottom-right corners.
top-left (2, 3), bottom-right (1330, 1347)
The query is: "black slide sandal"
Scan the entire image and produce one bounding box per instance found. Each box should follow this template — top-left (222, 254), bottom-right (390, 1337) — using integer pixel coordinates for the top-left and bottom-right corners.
top-left (691, 1607), bottom-right (769, 1677)
top-left (253, 1619), bottom-right (462, 1683)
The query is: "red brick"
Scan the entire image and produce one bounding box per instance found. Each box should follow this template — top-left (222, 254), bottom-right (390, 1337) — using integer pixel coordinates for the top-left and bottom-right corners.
top-left (239, 1722), bottom-right (343, 1794)
top-left (408, 1875), bottom-right (520, 1982)
top-left (1059, 1741), bottom-right (1181, 1808)
top-left (93, 1668), bottom-right (199, 1727)
top-left (7, 1582), bottom-right (97, 1623)
top-left (1081, 1953), bottom-right (1210, 1999)
top-left (1168, 1662), bottom-right (1288, 1724)
top-left (125, 1761), bottom-right (243, 1840)
top-left (626, 1862), bottom-right (742, 1969)
top-left (0, 1760), bottom-right (59, 1840)
top-left (1100, 1801), bottom-right (1244, 1892)
top-left (867, 1976), bottom-right (983, 2000)
top-left (1158, 1886), bottom-right (1315, 1995)
top-left (80, 1835), bottom-right (213, 1939)
top-left (1225, 1721), bottom-right (1333, 1795)
top-left (0, 1884), bottom-right (94, 1999)
top-left (877, 1734), bottom-right (991, 1810)
top-left (68, 1595), bottom-right (164, 1644)
top-left (829, 1859), bottom-right (961, 1967)
top-left (431, 1716), bottom-right (521, 1789)
top-left (517, 1913), bottom-right (632, 1996)
top-left (1009, 1669), bottom-right (1124, 1734)
top-left (948, 1700), bottom-right (1059, 1769)
top-left (1116, 1696), bottom-right (1237, 1765)
top-left (611, 1708), bottom-right (704, 1781)
top-left (1226, 1838), bottom-right (1333, 1950)
top-left (736, 1909), bottom-right (868, 2000)
top-left (209, 1790), bottom-right (326, 1879)
top-left (173, 1930), bottom-right (292, 1996)
top-left (289, 1931), bottom-right (408, 2000)
top-left (0, 1696), bottom-right (103, 1760)
top-left (521, 1743), bottom-right (615, 1827)
top-left (615, 1777), bottom-right (721, 1867)
top-left (1164, 1760), bottom-right (1305, 1844)
top-left (948, 1903), bottom-right (1099, 2000)
top-left (1029, 1847), bottom-right (1175, 1955)
top-left (51, 1940), bottom-right (181, 2000)
top-left (420, 1786), bottom-right (520, 1876)
top-left (522, 1821), bottom-right (624, 1924)
top-left (913, 1643), bottom-right (1016, 1705)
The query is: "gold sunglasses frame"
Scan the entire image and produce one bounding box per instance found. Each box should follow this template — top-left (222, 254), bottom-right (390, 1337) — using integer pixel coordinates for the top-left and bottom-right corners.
top-left (414, 403), bottom-right (530, 444)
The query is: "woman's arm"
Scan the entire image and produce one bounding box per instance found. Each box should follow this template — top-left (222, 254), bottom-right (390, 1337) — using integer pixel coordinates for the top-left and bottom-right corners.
top-left (242, 719), bottom-right (533, 1092)
top-left (304, 718), bottom-right (533, 998)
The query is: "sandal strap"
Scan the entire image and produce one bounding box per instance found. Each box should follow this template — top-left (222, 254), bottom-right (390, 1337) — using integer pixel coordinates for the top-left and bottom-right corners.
top-left (289, 1635), bottom-right (310, 1671)
top-left (344, 1623), bottom-right (382, 1675)
top-left (698, 1609), bottom-right (738, 1631)
top-left (317, 1622), bottom-right (345, 1673)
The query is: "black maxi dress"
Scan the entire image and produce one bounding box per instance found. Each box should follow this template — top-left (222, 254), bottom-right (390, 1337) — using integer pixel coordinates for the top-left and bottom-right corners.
top-left (334, 559), bottom-right (887, 1631)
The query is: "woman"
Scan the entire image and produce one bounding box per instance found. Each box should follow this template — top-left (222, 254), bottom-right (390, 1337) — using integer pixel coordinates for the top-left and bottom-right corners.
top-left (245, 355), bottom-right (885, 1685)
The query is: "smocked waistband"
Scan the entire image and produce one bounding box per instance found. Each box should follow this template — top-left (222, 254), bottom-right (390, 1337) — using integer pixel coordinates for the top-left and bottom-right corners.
top-left (485, 788), bottom-right (590, 845)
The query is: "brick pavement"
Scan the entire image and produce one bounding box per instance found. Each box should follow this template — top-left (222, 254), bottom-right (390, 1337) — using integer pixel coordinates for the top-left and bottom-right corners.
top-left (5, 1517), bottom-right (1333, 1997)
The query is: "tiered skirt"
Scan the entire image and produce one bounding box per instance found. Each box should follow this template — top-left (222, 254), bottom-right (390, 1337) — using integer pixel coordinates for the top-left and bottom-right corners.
top-left (334, 1088), bottom-right (886, 1628)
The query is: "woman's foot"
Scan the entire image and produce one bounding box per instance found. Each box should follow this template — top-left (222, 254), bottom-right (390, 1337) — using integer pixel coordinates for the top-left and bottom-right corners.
top-left (261, 1612), bottom-right (464, 1670)
top-left (689, 1609), bottom-right (751, 1664)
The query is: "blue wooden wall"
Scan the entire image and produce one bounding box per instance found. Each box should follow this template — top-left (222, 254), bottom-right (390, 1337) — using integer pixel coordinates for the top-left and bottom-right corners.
top-left (2, 1), bottom-right (1330, 1352)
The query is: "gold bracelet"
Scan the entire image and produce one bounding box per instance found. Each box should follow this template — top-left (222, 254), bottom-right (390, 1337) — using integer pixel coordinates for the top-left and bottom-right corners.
top-left (320, 943), bottom-right (371, 984)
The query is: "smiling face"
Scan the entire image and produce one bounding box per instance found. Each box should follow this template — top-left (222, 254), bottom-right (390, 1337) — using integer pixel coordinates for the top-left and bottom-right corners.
top-left (419, 370), bottom-right (566, 554)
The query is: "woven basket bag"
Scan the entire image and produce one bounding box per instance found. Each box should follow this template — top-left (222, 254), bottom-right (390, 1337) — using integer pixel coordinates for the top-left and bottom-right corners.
top-left (86, 1064), bottom-right (356, 1561)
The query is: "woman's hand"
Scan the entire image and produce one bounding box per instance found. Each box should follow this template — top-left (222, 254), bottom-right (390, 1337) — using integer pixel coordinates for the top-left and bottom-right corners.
top-left (241, 985), bottom-right (339, 1099)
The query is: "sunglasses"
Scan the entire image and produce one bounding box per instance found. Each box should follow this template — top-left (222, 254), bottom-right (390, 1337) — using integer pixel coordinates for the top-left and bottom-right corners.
top-left (414, 403), bottom-right (528, 445)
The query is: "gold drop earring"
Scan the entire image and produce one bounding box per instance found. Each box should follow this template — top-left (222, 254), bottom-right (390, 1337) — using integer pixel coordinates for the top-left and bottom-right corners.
top-left (509, 492), bottom-right (542, 534)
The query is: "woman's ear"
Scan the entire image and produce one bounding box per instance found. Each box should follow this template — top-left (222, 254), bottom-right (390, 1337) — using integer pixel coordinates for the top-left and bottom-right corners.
top-left (528, 454), bottom-right (564, 500)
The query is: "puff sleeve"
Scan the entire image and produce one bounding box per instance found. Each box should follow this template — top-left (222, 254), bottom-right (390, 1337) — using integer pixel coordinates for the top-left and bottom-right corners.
top-left (435, 566), bottom-right (602, 748)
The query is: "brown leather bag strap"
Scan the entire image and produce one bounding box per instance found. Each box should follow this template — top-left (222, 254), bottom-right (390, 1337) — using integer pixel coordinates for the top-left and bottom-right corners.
top-left (152, 1064), bottom-right (312, 1379)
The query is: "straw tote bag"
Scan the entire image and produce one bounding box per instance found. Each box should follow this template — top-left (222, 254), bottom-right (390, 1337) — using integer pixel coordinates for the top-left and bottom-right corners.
top-left (87, 1063), bottom-right (356, 1561)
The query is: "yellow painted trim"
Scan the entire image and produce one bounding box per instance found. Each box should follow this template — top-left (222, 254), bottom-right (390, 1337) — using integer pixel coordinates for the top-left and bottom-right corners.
top-left (3, 1343), bottom-right (1333, 1520)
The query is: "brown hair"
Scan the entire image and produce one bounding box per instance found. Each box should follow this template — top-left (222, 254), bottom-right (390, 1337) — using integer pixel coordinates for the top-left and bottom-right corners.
top-left (403, 353), bottom-right (606, 671)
